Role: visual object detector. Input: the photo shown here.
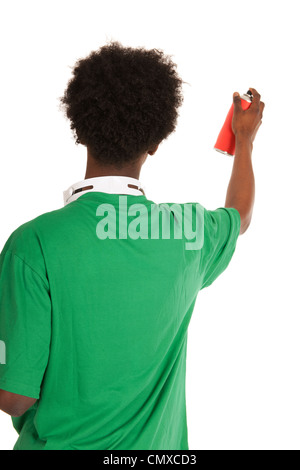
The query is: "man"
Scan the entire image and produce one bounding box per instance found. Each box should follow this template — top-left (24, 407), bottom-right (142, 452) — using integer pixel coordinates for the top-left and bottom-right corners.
top-left (0, 41), bottom-right (264, 450)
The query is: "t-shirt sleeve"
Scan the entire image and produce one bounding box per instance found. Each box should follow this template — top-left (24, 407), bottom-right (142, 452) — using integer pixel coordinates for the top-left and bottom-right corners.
top-left (0, 232), bottom-right (51, 399)
top-left (199, 207), bottom-right (241, 290)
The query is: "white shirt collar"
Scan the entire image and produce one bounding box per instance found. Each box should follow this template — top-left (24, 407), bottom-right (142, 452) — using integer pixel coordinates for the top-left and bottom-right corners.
top-left (63, 175), bottom-right (145, 206)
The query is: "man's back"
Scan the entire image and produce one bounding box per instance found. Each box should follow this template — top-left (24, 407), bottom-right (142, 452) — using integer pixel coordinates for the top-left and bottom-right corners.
top-left (0, 191), bottom-right (240, 449)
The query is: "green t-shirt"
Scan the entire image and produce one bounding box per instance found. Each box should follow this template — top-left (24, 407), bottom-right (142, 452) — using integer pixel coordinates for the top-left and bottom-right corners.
top-left (0, 192), bottom-right (240, 450)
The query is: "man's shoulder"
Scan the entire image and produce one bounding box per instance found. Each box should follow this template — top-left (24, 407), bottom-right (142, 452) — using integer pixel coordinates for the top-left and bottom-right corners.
top-left (0, 205), bottom-right (71, 259)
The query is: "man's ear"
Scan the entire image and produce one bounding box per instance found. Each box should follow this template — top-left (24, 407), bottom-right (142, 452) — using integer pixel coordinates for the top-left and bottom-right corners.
top-left (148, 143), bottom-right (160, 156)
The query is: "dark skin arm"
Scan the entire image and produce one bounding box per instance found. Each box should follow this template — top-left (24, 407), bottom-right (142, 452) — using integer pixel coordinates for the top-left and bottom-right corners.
top-left (225, 87), bottom-right (265, 234)
top-left (0, 389), bottom-right (37, 417)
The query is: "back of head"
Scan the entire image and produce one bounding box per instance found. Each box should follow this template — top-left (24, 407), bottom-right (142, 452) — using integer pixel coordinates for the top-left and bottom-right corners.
top-left (59, 40), bottom-right (184, 167)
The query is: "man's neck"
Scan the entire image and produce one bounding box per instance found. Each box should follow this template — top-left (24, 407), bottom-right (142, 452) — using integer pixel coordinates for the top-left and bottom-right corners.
top-left (84, 151), bottom-right (145, 180)
top-left (85, 166), bottom-right (141, 180)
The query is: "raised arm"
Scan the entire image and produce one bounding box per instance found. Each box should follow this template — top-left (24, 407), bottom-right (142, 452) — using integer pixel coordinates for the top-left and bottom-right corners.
top-left (225, 88), bottom-right (265, 234)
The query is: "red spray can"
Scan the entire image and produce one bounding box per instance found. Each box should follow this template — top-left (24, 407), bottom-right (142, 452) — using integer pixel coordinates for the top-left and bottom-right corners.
top-left (214, 90), bottom-right (253, 156)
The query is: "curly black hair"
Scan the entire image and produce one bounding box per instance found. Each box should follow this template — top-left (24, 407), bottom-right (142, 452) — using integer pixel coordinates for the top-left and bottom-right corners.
top-left (59, 40), bottom-right (185, 167)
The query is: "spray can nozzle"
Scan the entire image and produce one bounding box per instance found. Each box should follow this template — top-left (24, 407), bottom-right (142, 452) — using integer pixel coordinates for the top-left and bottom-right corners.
top-left (246, 90), bottom-right (253, 101)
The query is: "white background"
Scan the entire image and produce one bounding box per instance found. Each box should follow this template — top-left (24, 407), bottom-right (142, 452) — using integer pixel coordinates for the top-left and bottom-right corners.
top-left (0, 0), bottom-right (299, 450)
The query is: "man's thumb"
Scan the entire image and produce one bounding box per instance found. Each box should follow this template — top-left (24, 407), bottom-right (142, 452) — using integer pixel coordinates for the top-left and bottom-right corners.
top-left (233, 92), bottom-right (242, 109)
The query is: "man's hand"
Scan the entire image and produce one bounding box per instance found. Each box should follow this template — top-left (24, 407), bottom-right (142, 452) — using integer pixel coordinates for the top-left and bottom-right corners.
top-left (232, 88), bottom-right (265, 143)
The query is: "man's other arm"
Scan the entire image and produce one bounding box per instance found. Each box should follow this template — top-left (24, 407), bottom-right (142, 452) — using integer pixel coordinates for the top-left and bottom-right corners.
top-left (0, 389), bottom-right (37, 417)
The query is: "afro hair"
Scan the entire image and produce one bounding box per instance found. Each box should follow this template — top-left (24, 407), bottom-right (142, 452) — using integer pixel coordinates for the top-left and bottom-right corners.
top-left (59, 40), bottom-right (185, 167)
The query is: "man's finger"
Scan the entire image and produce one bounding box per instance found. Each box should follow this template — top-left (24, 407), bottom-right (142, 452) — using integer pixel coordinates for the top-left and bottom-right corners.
top-left (260, 101), bottom-right (265, 114)
top-left (233, 92), bottom-right (242, 110)
top-left (248, 87), bottom-right (261, 108)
